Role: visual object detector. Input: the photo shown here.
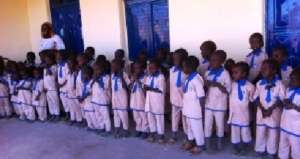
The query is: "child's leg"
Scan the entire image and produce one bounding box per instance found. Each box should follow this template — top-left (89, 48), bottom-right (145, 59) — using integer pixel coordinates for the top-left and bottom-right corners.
top-left (141, 111), bottom-right (149, 133)
top-left (68, 99), bottom-right (76, 121)
top-left (278, 131), bottom-right (290, 159)
top-left (290, 134), bottom-right (300, 159)
top-left (100, 107), bottom-right (111, 132)
top-left (60, 93), bottom-right (69, 113)
top-left (231, 126), bottom-right (241, 144)
top-left (40, 107), bottom-right (47, 121)
top-left (171, 105), bottom-right (181, 133)
top-left (27, 105), bottom-right (36, 120)
top-left (186, 118), bottom-right (194, 141)
top-left (266, 128), bottom-right (279, 155)
top-left (93, 105), bottom-right (103, 129)
top-left (0, 100), bottom-right (5, 116)
top-left (182, 115), bottom-right (188, 135)
top-left (190, 118), bottom-right (205, 146)
top-left (13, 103), bottom-right (20, 115)
top-left (85, 112), bottom-right (94, 129)
top-left (155, 114), bottom-right (164, 135)
top-left (204, 109), bottom-right (214, 138)
top-left (133, 111), bottom-right (141, 132)
top-left (214, 111), bottom-right (225, 138)
top-left (75, 104), bottom-right (83, 122)
top-left (113, 110), bottom-right (121, 128)
top-left (241, 127), bottom-right (252, 143)
top-left (118, 110), bottom-right (129, 130)
top-left (4, 99), bottom-right (12, 116)
top-left (147, 112), bottom-right (157, 133)
top-left (47, 92), bottom-right (60, 115)
top-left (255, 126), bottom-right (267, 153)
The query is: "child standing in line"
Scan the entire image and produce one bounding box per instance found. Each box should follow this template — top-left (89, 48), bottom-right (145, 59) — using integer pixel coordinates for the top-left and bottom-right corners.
top-left (272, 46), bottom-right (293, 87)
top-left (228, 62), bottom-right (255, 155)
top-left (76, 54), bottom-right (88, 123)
top-left (55, 51), bottom-right (69, 120)
top-left (198, 40), bottom-right (217, 76)
top-left (7, 61), bottom-right (21, 117)
top-left (245, 33), bottom-right (268, 83)
top-left (0, 58), bottom-right (11, 118)
top-left (44, 53), bottom-right (60, 121)
top-left (111, 59), bottom-right (130, 138)
top-left (66, 57), bottom-right (83, 126)
top-left (254, 59), bottom-right (285, 159)
top-left (17, 67), bottom-right (34, 121)
top-left (181, 56), bottom-right (206, 154)
top-left (279, 68), bottom-right (300, 159)
top-left (145, 60), bottom-right (166, 144)
top-left (169, 48), bottom-right (188, 143)
top-left (32, 67), bottom-right (47, 121)
top-left (204, 50), bottom-right (231, 151)
top-left (91, 61), bottom-right (112, 136)
top-left (24, 52), bottom-right (36, 67)
top-left (129, 62), bottom-right (148, 138)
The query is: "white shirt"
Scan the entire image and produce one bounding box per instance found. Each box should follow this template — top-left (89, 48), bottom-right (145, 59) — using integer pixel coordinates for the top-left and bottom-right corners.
top-left (40, 34), bottom-right (65, 51)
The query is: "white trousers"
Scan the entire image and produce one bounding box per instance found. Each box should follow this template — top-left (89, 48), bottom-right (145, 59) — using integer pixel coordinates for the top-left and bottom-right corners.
top-left (172, 105), bottom-right (187, 134)
top-left (93, 104), bottom-right (111, 132)
top-left (133, 110), bottom-right (148, 132)
top-left (278, 131), bottom-right (300, 159)
top-left (204, 109), bottom-right (226, 138)
top-left (255, 126), bottom-right (279, 155)
top-left (46, 91), bottom-right (60, 115)
top-left (113, 109), bottom-right (129, 130)
top-left (148, 112), bottom-right (164, 135)
top-left (186, 117), bottom-right (205, 146)
top-left (231, 125), bottom-right (252, 144)
top-left (68, 98), bottom-right (82, 122)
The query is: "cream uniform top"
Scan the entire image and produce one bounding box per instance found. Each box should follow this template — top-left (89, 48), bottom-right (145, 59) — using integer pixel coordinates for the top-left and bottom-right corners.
top-left (245, 49), bottom-right (268, 82)
top-left (91, 74), bottom-right (111, 106)
top-left (66, 72), bottom-right (78, 99)
top-left (17, 79), bottom-right (32, 105)
top-left (80, 80), bottom-right (93, 111)
top-left (280, 88), bottom-right (300, 136)
top-left (145, 72), bottom-right (166, 115)
top-left (43, 65), bottom-right (58, 91)
top-left (182, 72), bottom-right (205, 119)
top-left (254, 79), bottom-right (286, 128)
top-left (40, 35), bottom-right (65, 51)
top-left (205, 68), bottom-right (231, 111)
top-left (32, 79), bottom-right (46, 107)
top-left (111, 72), bottom-right (130, 110)
top-left (57, 62), bottom-right (69, 93)
top-left (169, 66), bottom-right (186, 108)
top-left (280, 64), bottom-right (293, 87)
top-left (130, 74), bottom-right (147, 111)
top-left (228, 80), bottom-right (255, 126)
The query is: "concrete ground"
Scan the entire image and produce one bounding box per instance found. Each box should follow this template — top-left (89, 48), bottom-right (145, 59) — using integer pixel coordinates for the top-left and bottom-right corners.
top-left (0, 118), bottom-right (258, 159)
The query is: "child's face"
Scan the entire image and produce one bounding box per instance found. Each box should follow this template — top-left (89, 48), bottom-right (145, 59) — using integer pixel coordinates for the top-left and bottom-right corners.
top-left (45, 56), bottom-right (52, 65)
top-left (290, 73), bottom-right (300, 88)
top-left (172, 54), bottom-right (181, 66)
top-left (209, 54), bottom-right (223, 69)
top-left (115, 51), bottom-right (124, 60)
top-left (41, 26), bottom-right (51, 38)
top-left (138, 53), bottom-right (147, 62)
top-left (183, 62), bottom-right (192, 74)
top-left (27, 54), bottom-right (35, 62)
top-left (133, 63), bottom-right (142, 75)
top-left (111, 62), bottom-right (120, 73)
top-left (67, 60), bottom-right (75, 71)
top-left (249, 37), bottom-right (262, 50)
top-left (33, 70), bottom-right (41, 78)
top-left (55, 53), bottom-right (63, 63)
top-left (272, 50), bottom-right (286, 64)
top-left (232, 67), bottom-right (245, 81)
top-left (148, 63), bottom-right (158, 75)
top-left (200, 44), bottom-right (212, 59)
top-left (82, 72), bottom-right (91, 81)
top-left (261, 63), bottom-right (276, 79)
top-left (93, 64), bottom-right (104, 76)
top-left (77, 56), bottom-right (86, 67)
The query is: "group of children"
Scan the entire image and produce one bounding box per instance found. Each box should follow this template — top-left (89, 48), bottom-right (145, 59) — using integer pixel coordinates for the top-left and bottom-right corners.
top-left (0, 32), bottom-right (299, 159)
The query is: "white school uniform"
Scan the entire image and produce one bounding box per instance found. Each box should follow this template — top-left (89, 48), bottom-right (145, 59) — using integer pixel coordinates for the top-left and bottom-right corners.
top-left (80, 80), bottom-right (98, 129)
top-left (91, 74), bottom-right (112, 132)
top-left (253, 78), bottom-right (285, 155)
top-left (197, 58), bottom-right (210, 76)
top-left (0, 76), bottom-right (11, 117)
top-left (182, 72), bottom-right (205, 146)
top-left (280, 63), bottom-right (293, 87)
top-left (111, 72), bottom-right (130, 130)
top-left (204, 67), bottom-right (231, 138)
top-left (228, 80), bottom-right (255, 144)
top-left (145, 72), bottom-right (166, 135)
top-left (57, 62), bottom-right (69, 113)
top-left (169, 66), bottom-right (187, 133)
top-left (17, 79), bottom-right (34, 120)
top-left (75, 69), bottom-right (85, 118)
top-left (8, 78), bottom-right (21, 116)
top-left (44, 65), bottom-right (60, 115)
top-left (32, 78), bottom-right (47, 121)
top-left (66, 72), bottom-right (82, 122)
top-left (130, 74), bottom-right (148, 133)
top-left (245, 49), bottom-right (268, 82)
top-left (278, 88), bottom-right (300, 159)
top-left (40, 34), bottom-right (65, 51)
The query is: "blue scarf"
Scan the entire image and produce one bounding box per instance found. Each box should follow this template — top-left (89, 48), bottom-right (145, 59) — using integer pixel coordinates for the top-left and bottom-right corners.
top-left (280, 60), bottom-right (289, 72)
top-left (112, 73), bottom-right (121, 91)
top-left (33, 78), bottom-right (41, 90)
top-left (208, 67), bottom-right (224, 82)
top-left (132, 73), bottom-right (145, 93)
top-left (82, 80), bottom-right (90, 98)
top-left (202, 59), bottom-right (209, 64)
top-left (149, 71), bottom-right (160, 89)
top-left (288, 87), bottom-right (300, 102)
top-left (97, 74), bottom-right (105, 89)
top-left (173, 66), bottom-right (182, 87)
top-left (58, 61), bottom-right (65, 78)
top-left (183, 72), bottom-right (198, 93)
top-left (259, 77), bottom-right (278, 103)
top-left (46, 67), bottom-right (53, 75)
top-left (247, 48), bottom-right (262, 68)
top-left (237, 79), bottom-right (247, 101)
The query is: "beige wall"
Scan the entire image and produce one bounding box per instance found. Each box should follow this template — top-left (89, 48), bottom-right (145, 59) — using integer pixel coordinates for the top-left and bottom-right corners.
top-left (169, 0), bottom-right (264, 60)
top-left (0, 0), bottom-right (32, 61)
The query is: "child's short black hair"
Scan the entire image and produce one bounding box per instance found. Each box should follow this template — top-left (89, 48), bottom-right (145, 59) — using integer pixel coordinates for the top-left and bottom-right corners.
top-left (149, 59), bottom-right (160, 68)
top-left (27, 52), bottom-right (35, 58)
top-left (115, 49), bottom-right (125, 57)
top-left (250, 32), bottom-right (264, 47)
top-left (174, 48), bottom-right (188, 59)
top-left (212, 50), bottom-right (227, 63)
top-left (201, 40), bottom-right (217, 52)
top-left (85, 46), bottom-right (95, 54)
top-left (262, 59), bottom-right (280, 73)
top-left (33, 66), bottom-right (43, 75)
top-left (234, 62), bottom-right (250, 76)
top-left (272, 46), bottom-right (288, 57)
top-left (96, 55), bottom-right (107, 63)
top-left (82, 66), bottom-right (93, 77)
top-left (291, 68), bottom-right (300, 81)
top-left (184, 56), bottom-right (199, 71)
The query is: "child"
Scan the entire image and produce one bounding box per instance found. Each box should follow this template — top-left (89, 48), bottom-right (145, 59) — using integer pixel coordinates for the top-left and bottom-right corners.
top-left (91, 61), bottom-right (112, 135)
top-left (279, 68), bottom-right (300, 159)
top-left (198, 40), bottom-right (217, 76)
top-left (228, 62), bottom-right (255, 155)
top-left (181, 56), bottom-right (206, 154)
top-left (7, 61), bottom-right (21, 117)
top-left (111, 59), bottom-right (130, 138)
top-left (32, 67), bottom-right (47, 121)
top-left (0, 58), bottom-right (11, 118)
top-left (44, 53), bottom-right (60, 121)
top-left (224, 58), bottom-right (235, 77)
top-left (114, 49), bottom-right (130, 74)
top-left (24, 52), bottom-right (36, 67)
top-left (79, 66), bottom-right (98, 131)
top-left (76, 54), bottom-right (88, 123)
top-left (66, 57), bottom-right (83, 125)
top-left (17, 67), bottom-right (34, 121)
top-left (129, 62), bottom-right (148, 138)
top-left (272, 46), bottom-right (293, 87)
top-left (254, 59), bottom-right (285, 158)
top-left (169, 48), bottom-right (188, 143)
top-left (145, 60), bottom-right (166, 143)
top-left (245, 33), bottom-right (268, 83)
top-left (55, 51), bottom-right (69, 120)
top-left (85, 46), bottom-right (95, 67)
top-left (204, 50), bottom-right (231, 151)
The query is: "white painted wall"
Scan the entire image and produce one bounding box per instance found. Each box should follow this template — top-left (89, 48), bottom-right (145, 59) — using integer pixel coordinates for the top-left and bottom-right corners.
top-left (169, 0), bottom-right (264, 61)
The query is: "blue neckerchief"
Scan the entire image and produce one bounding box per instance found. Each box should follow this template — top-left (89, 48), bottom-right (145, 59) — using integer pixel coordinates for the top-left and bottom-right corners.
top-left (112, 73), bottom-right (121, 91)
top-left (132, 73), bottom-right (145, 93)
top-left (46, 67), bottom-right (53, 75)
top-left (97, 74), bottom-right (105, 89)
top-left (173, 66), bottom-right (182, 87)
top-left (33, 78), bottom-right (41, 91)
top-left (82, 79), bottom-right (90, 98)
top-left (202, 58), bottom-right (209, 64)
top-left (208, 67), bottom-right (224, 82)
top-left (237, 79), bottom-right (247, 101)
top-left (247, 48), bottom-right (262, 68)
top-left (259, 77), bottom-right (279, 103)
top-left (183, 72), bottom-right (198, 93)
top-left (288, 87), bottom-right (300, 102)
top-left (280, 60), bottom-right (289, 72)
top-left (58, 61), bottom-right (65, 78)
top-left (149, 71), bottom-right (160, 89)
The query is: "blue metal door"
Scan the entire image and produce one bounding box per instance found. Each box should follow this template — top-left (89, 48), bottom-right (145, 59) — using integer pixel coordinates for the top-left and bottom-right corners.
top-left (125, 0), bottom-right (170, 60)
top-left (266, 0), bottom-right (300, 67)
top-left (50, 0), bottom-right (84, 53)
